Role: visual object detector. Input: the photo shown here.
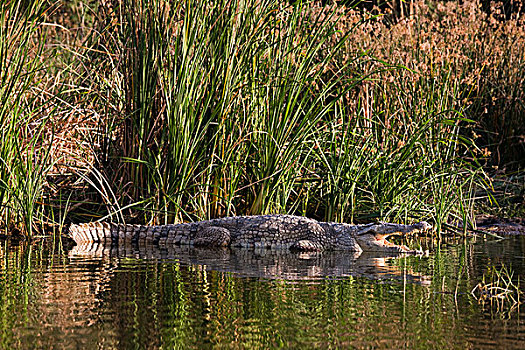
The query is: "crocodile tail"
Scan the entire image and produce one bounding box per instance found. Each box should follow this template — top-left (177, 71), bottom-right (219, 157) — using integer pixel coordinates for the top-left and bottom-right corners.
top-left (69, 222), bottom-right (129, 244)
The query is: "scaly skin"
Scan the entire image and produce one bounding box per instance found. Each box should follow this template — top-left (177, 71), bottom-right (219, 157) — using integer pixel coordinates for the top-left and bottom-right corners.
top-left (69, 214), bottom-right (432, 253)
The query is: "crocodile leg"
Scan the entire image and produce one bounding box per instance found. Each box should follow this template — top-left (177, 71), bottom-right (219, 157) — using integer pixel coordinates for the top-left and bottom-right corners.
top-left (194, 226), bottom-right (231, 247)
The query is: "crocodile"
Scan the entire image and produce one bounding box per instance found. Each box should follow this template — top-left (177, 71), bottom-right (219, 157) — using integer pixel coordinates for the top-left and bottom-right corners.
top-left (69, 214), bottom-right (432, 253)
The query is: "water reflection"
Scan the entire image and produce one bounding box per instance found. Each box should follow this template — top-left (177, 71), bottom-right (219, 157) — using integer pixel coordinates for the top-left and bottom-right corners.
top-left (1, 236), bottom-right (524, 349)
top-left (69, 241), bottom-right (431, 284)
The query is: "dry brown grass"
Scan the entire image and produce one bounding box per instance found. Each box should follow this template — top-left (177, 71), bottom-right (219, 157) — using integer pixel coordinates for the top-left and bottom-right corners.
top-left (331, 0), bottom-right (524, 167)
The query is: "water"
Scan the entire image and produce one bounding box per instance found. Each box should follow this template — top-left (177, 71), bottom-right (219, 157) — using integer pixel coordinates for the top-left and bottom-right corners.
top-left (1, 236), bottom-right (525, 349)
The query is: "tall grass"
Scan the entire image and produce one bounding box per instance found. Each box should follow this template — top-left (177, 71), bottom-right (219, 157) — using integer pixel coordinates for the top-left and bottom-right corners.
top-left (3, 0), bottom-right (524, 236)
top-left (0, 0), bottom-right (57, 235)
top-left (88, 0), bottom-right (365, 223)
top-left (79, 0), bottom-right (487, 231)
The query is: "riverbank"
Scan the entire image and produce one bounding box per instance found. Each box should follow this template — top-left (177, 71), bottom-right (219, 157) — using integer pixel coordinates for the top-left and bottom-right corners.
top-left (1, 0), bottom-right (523, 236)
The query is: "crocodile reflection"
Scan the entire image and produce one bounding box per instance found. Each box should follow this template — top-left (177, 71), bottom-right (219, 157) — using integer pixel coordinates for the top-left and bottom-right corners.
top-left (69, 241), bottom-right (431, 284)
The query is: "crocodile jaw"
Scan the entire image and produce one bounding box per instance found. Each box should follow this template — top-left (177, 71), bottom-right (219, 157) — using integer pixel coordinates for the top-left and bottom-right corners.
top-left (356, 234), bottom-right (412, 253)
top-left (354, 221), bottom-right (432, 253)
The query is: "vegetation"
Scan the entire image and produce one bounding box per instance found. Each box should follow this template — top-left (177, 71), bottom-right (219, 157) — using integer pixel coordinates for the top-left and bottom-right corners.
top-left (0, 0), bottom-right (523, 236)
top-left (471, 264), bottom-right (523, 316)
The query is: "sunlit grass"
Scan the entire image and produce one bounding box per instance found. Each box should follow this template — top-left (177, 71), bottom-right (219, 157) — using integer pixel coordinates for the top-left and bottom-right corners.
top-left (0, 0), bottom-right (57, 235)
top-left (1, 0), bottom-right (524, 236)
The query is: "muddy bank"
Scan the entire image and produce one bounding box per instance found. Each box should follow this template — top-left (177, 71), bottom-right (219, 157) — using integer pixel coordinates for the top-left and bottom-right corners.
top-left (475, 215), bottom-right (525, 235)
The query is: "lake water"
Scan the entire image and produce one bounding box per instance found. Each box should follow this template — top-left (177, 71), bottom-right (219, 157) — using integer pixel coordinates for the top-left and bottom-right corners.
top-left (1, 236), bottom-right (524, 349)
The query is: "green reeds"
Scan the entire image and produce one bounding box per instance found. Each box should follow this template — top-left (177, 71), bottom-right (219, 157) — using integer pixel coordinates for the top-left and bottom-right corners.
top-left (5, 0), bottom-right (523, 234)
top-left (0, 0), bottom-right (55, 235)
top-left (89, 0), bottom-right (364, 223)
top-left (76, 0), bottom-right (489, 230)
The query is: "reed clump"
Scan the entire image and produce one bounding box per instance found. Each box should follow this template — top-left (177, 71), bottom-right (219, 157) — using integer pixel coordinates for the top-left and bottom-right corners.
top-left (471, 264), bottom-right (523, 316)
top-left (1, 0), bottom-right (523, 236)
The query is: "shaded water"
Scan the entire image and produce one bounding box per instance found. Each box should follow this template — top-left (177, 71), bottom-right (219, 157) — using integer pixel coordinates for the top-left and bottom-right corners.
top-left (1, 236), bottom-right (525, 349)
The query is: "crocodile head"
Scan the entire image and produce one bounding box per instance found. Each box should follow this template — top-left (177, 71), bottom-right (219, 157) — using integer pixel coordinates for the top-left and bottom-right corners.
top-left (353, 221), bottom-right (432, 254)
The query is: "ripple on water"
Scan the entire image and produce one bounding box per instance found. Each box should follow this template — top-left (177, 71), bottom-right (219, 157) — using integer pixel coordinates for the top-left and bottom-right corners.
top-left (0, 236), bottom-right (525, 349)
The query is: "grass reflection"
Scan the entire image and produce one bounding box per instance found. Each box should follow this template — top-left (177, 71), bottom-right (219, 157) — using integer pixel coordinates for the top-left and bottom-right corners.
top-left (0, 238), bottom-right (524, 348)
